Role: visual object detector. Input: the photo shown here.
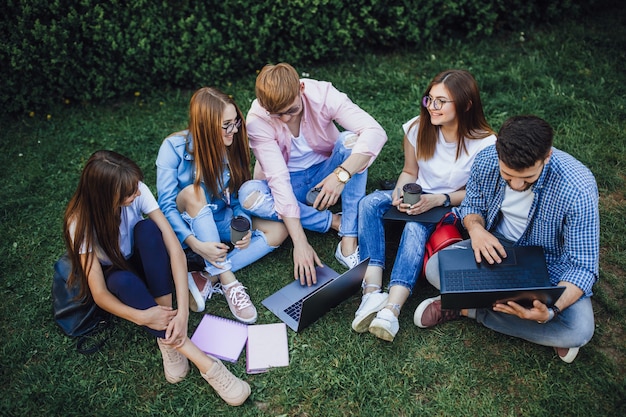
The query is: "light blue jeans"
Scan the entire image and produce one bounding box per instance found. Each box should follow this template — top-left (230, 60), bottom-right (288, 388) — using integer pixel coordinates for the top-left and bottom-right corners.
top-left (358, 190), bottom-right (435, 294)
top-left (239, 131), bottom-right (366, 237)
top-left (181, 205), bottom-right (277, 277)
top-left (425, 239), bottom-right (595, 348)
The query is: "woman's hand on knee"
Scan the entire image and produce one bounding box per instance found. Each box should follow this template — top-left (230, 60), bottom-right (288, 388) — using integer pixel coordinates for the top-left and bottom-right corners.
top-left (191, 241), bottom-right (230, 266)
top-left (142, 305), bottom-right (176, 330)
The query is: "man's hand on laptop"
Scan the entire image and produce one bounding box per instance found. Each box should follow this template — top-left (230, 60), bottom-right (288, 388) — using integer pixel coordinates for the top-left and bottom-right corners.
top-left (493, 299), bottom-right (550, 321)
top-left (293, 241), bottom-right (323, 286)
top-left (467, 226), bottom-right (507, 264)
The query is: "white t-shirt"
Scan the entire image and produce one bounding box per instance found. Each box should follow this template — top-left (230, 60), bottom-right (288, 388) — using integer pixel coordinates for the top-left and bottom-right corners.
top-left (496, 185), bottom-right (534, 242)
top-left (287, 133), bottom-right (327, 172)
top-left (70, 181), bottom-right (159, 265)
top-left (403, 116), bottom-right (496, 194)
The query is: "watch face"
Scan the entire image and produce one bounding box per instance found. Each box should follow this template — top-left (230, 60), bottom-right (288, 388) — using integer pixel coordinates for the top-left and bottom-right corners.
top-left (338, 171), bottom-right (349, 182)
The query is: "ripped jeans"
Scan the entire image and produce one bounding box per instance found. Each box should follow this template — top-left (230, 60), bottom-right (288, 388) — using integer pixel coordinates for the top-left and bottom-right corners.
top-left (181, 204), bottom-right (277, 276)
top-left (239, 131), bottom-right (366, 237)
top-left (358, 190), bottom-right (435, 294)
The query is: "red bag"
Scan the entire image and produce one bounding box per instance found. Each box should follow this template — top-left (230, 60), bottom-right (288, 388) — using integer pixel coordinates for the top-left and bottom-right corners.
top-left (421, 212), bottom-right (463, 278)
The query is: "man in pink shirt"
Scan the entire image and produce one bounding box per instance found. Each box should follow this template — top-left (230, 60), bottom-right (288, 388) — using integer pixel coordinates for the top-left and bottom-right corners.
top-left (239, 63), bottom-right (387, 286)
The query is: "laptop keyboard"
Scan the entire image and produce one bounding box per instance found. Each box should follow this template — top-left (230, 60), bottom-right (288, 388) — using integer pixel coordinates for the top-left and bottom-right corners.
top-left (444, 268), bottom-right (548, 291)
top-left (284, 299), bottom-right (303, 320)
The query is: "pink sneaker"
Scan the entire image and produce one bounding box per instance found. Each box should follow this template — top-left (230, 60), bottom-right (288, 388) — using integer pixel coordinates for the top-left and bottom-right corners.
top-left (188, 271), bottom-right (222, 312)
top-left (414, 296), bottom-right (461, 328)
top-left (201, 355), bottom-right (251, 406)
top-left (223, 281), bottom-right (257, 323)
top-left (555, 347), bottom-right (580, 363)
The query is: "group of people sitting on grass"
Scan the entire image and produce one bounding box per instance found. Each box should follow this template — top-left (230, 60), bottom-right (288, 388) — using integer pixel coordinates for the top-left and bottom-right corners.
top-left (62, 63), bottom-right (599, 406)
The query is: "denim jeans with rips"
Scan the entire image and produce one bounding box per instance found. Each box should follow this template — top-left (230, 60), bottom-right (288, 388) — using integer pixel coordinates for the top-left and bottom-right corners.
top-left (239, 131), bottom-right (366, 237)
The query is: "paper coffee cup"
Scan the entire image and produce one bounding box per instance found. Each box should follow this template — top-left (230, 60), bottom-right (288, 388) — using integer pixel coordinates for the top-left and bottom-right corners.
top-left (306, 187), bottom-right (321, 207)
top-left (230, 216), bottom-right (251, 244)
top-left (402, 183), bottom-right (422, 205)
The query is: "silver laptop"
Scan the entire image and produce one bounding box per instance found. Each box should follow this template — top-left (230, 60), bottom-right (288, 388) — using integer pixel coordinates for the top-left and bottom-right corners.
top-left (262, 258), bottom-right (369, 332)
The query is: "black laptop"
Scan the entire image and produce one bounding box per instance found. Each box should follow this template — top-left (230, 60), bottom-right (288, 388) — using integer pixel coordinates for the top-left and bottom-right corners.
top-left (383, 206), bottom-right (451, 223)
top-left (261, 258), bottom-right (369, 332)
top-left (439, 246), bottom-right (565, 309)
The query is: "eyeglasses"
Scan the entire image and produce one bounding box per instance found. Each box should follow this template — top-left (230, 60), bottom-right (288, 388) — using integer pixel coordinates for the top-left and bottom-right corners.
top-left (222, 118), bottom-right (241, 134)
top-left (266, 96), bottom-right (302, 118)
top-left (422, 96), bottom-right (453, 110)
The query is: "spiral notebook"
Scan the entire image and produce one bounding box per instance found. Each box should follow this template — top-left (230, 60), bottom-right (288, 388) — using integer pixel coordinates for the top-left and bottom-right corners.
top-left (190, 314), bottom-right (248, 363)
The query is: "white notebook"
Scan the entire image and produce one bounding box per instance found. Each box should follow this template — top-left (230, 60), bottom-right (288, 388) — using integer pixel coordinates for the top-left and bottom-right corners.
top-left (245, 323), bottom-right (289, 374)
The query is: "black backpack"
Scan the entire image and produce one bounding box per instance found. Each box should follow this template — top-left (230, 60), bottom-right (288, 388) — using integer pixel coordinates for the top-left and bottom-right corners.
top-left (52, 253), bottom-right (113, 354)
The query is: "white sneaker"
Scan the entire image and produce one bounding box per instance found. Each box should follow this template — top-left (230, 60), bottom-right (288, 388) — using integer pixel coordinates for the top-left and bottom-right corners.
top-left (335, 242), bottom-right (360, 269)
top-left (351, 291), bottom-right (388, 332)
top-left (188, 271), bottom-right (223, 313)
top-left (369, 308), bottom-right (399, 342)
top-left (555, 347), bottom-right (580, 363)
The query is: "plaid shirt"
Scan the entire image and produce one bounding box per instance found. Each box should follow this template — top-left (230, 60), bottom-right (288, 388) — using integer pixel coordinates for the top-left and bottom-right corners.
top-left (455, 145), bottom-right (599, 297)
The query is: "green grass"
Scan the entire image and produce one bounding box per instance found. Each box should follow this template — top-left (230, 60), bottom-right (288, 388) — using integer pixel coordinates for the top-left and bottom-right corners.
top-left (2, 5), bottom-right (625, 417)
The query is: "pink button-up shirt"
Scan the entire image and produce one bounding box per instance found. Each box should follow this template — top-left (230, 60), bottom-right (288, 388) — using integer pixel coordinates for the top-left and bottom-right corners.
top-left (246, 79), bottom-right (387, 219)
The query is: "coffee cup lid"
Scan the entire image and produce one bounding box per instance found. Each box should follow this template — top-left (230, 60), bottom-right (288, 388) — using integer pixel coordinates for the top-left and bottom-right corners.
top-left (402, 183), bottom-right (422, 193)
top-left (231, 216), bottom-right (250, 231)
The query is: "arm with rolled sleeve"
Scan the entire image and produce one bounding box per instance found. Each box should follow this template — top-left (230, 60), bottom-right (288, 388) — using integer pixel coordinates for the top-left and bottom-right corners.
top-left (247, 115), bottom-right (301, 219)
top-left (318, 83), bottom-right (387, 175)
top-left (555, 182), bottom-right (599, 299)
top-left (156, 138), bottom-right (194, 245)
top-left (455, 148), bottom-right (501, 226)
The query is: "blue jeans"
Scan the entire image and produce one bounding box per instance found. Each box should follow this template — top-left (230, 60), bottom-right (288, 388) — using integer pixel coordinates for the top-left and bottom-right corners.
top-left (239, 131), bottom-right (366, 237)
top-left (181, 204), bottom-right (278, 277)
top-left (425, 239), bottom-right (595, 348)
top-left (358, 190), bottom-right (435, 294)
top-left (105, 219), bottom-right (172, 338)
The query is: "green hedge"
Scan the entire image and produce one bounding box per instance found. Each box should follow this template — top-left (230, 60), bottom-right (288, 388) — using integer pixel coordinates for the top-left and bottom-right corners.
top-left (1, 0), bottom-right (588, 116)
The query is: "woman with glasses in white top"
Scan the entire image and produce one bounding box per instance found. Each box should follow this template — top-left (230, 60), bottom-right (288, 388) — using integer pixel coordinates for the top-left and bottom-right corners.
top-left (156, 87), bottom-right (287, 323)
top-left (352, 70), bottom-right (496, 342)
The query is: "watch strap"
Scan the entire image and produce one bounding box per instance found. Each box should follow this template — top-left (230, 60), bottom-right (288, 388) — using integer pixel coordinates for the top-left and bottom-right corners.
top-left (338, 165), bottom-right (351, 179)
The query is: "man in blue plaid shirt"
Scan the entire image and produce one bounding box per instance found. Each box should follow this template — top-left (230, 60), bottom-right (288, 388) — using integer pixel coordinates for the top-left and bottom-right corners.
top-left (414, 115), bottom-right (599, 363)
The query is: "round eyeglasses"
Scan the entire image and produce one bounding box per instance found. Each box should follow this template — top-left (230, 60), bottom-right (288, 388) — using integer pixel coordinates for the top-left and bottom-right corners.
top-left (422, 96), bottom-right (453, 110)
top-left (266, 96), bottom-right (302, 118)
top-left (222, 118), bottom-right (241, 134)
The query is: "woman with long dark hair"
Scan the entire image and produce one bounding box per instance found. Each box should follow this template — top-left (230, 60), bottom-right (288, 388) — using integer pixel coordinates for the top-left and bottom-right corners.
top-left (63, 150), bottom-right (250, 406)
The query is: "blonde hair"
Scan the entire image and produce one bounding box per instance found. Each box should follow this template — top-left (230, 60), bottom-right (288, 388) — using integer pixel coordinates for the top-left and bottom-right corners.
top-left (255, 63), bottom-right (301, 113)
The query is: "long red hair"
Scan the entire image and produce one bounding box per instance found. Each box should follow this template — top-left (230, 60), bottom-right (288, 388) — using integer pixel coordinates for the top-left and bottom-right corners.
top-left (186, 87), bottom-right (251, 198)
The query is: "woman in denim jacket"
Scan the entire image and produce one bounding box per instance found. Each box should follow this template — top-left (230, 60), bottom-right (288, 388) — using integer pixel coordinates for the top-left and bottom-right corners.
top-left (156, 87), bottom-right (287, 323)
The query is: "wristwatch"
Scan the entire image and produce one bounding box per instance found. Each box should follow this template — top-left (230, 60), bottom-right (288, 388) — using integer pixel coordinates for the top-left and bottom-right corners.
top-left (537, 305), bottom-right (560, 324)
top-left (334, 165), bottom-right (351, 184)
top-left (443, 193), bottom-right (451, 207)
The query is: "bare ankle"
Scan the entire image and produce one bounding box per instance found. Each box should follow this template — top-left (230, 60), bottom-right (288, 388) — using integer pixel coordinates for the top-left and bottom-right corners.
top-left (385, 303), bottom-right (401, 317)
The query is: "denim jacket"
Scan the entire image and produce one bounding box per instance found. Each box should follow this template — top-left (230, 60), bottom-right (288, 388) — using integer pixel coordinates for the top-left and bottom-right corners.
top-left (156, 130), bottom-right (249, 244)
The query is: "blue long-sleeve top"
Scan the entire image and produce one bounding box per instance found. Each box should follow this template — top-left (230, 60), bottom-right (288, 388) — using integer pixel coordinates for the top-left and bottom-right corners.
top-left (156, 130), bottom-right (250, 245)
